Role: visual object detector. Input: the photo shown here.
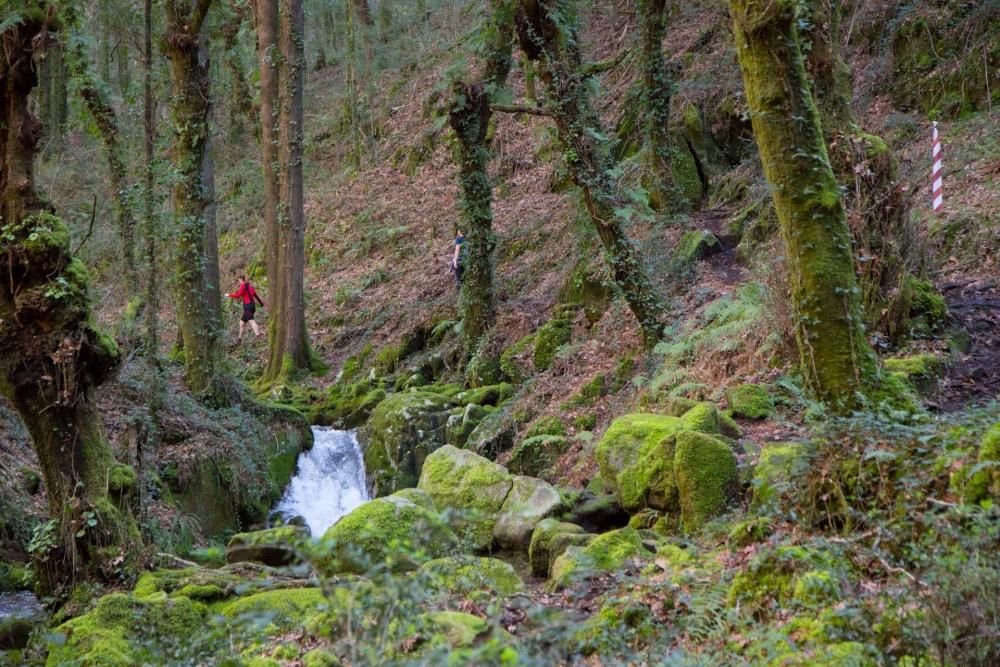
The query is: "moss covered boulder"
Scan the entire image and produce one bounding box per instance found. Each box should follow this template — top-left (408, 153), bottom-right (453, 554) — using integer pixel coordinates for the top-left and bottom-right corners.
top-left (217, 587), bottom-right (329, 628)
top-left (420, 556), bottom-right (525, 600)
top-left (226, 526), bottom-right (309, 567)
top-left (507, 434), bottom-right (569, 477)
top-left (725, 384), bottom-right (775, 419)
top-left (528, 519), bottom-right (590, 577)
top-left (964, 422), bottom-right (1000, 505)
top-left (533, 318), bottom-right (572, 371)
top-left (675, 229), bottom-right (721, 264)
top-left (596, 413), bottom-right (684, 512)
top-left (493, 475), bottom-right (562, 549)
top-left (728, 543), bottom-right (851, 612)
top-left (548, 527), bottom-right (653, 590)
top-left (674, 432), bottom-right (738, 531)
top-left (884, 353), bottom-right (946, 395)
top-left (752, 442), bottom-right (813, 509)
top-left (360, 390), bottom-right (455, 496)
top-left (317, 491), bottom-right (459, 574)
top-left (418, 445), bottom-right (513, 551)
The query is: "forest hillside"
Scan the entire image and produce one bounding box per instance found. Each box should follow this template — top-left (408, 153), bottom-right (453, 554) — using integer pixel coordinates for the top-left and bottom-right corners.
top-left (1, 0), bottom-right (998, 665)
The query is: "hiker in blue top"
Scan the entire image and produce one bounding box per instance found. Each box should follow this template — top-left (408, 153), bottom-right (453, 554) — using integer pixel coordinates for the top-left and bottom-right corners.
top-left (451, 230), bottom-right (466, 288)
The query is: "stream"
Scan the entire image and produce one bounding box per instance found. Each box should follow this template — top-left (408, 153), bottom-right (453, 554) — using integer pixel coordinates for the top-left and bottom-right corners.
top-left (270, 427), bottom-right (370, 537)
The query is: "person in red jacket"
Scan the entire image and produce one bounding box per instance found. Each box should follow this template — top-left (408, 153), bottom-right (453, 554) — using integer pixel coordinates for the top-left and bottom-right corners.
top-left (227, 274), bottom-right (265, 342)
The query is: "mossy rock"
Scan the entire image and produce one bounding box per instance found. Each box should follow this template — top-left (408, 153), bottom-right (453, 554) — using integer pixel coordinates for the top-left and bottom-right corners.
top-left (528, 519), bottom-right (590, 578)
top-left (226, 526), bottom-right (309, 567)
top-left (217, 587), bottom-right (329, 629)
top-left (674, 229), bottom-right (721, 264)
top-left (964, 422), bottom-right (1000, 505)
top-left (445, 403), bottom-right (491, 448)
top-left (302, 648), bottom-right (341, 667)
top-left (548, 527), bottom-right (652, 590)
top-left (499, 333), bottom-right (535, 384)
top-left (674, 431), bottom-right (738, 531)
top-left (45, 593), bottom-right (206, 666)
top-left (725, 384), bottom-right (774, 419)
top-left (417, 445), bottom-right (513, 551)
top-left (360, 390), bottom-right (455, 496)
top-left (465, 404), bottom-right (521, 459)
top-left (752, 442), bottom-right (812, 509)
top-left (493, 475), bottom-right (562, 549)
top-left (883, 353), bottom-right (946, 394)
top-left (317, 492), bottom-right (459, 575)
top-left (595, 413), bottom-right (684, 512)
top-left (0, 562), bottom-right (32, 593)
top-left (559, 259), bottom-right (612, 324)
top-left (523, 416), bottom-right (566, 439)
top-left (727, 544), bottom-right (850, 612)
top-left (904, 275), bottom-right (947, 333)
top-left (507, 435), bottom-right (569, 477)
top-left (453, 383), bottom-right (514, 408)
top-left (420, 556), bottom-right (525, 600)
top-left (533, 318), bottom-right (572, 371)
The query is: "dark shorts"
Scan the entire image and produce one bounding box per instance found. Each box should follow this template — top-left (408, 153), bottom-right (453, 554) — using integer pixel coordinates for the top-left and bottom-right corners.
top-left (241, 303), bottom-right (256, 322)
top-left (454, 263), bottom-right (464, 285)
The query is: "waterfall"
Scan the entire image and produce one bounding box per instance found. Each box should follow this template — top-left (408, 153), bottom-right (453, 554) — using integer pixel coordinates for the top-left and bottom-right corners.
top-left (271, 427), bottom-right (370, 537)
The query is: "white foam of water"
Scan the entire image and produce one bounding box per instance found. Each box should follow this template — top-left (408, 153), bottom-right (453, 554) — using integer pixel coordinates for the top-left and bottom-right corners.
top-left (271, 427), bottom-right (370, 537)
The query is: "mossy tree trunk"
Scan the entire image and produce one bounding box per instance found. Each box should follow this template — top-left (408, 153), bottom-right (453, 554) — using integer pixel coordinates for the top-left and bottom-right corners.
top-left (803, 1), bottom-right (921, 343)
top-left (36, 39), bottom-right (68, 144)
top-left (63, 7), bottom-right (138, 290)
top-left (448, 2), bottom-right (514, 352)
top-left (261, 0), bottom-right (317, 385)
top-left (637, 0), bottom-right (689, 212)
top-left (515, 0), bottom-right (666, 345)
top-left (730, 0), bottom-right (877, 410)
top-left (223, 12), bottom-right (260, 141)
top-left (163, 0), bottom-right (225, 399)
top-left (253, 0), bottom-right (280, 285)
top-left (1, 12), bottom-right (140, 594)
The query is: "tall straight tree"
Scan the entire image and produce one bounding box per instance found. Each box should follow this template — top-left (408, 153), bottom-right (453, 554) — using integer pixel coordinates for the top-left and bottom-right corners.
top-left (255, 0), bottom-right (316, 385)
top-left (515, 0), bottom-right (666, 344)
top-left (163, 0), bottom-right (225, 398)
top-left (448, 1), bottom-right (515, 352)
top-left (253, 0), bottom-right (280, 284)
top-left (729, 0), bottom-right (877, 410)
top-left (0, 9), bottom-right (139, 593)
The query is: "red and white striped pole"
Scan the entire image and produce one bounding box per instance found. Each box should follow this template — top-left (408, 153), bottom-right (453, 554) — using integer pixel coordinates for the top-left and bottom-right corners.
top-left (931, 121), bottom-right (943, 212)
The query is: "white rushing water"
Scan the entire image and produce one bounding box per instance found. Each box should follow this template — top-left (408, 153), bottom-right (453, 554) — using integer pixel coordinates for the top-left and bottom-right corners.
top-left (271, 427), bottom-right (370, 537)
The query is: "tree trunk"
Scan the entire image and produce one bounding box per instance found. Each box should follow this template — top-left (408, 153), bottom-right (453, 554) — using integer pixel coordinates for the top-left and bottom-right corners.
top-left (353, 0), bottom-right (374, 26)
top-left (253, 0), bottom-right (280, 286)
top-left (516, 0), bottom-right (665, 345)
top-left (1, 15), bottom-right (139, 595)
top-left (449, 5), bottom-right (514, 351)
top-left (637, 0), bottom-right (690, 212)
top-left (730, 0), bottom-right (877, 410)
top-left (163, 0), bottom-right (224, 399)
top-left (261, 0), bottom-right (316, 385)
top-left (803, 1), bottom-right (920, 343)
top-left (223, 14), bottom-right (259, 140)
top-left (63, 10), bottom-right (138, 289)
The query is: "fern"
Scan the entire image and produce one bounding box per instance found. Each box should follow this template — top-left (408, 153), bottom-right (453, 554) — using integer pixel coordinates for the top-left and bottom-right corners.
top-left (0, 13), bottom-right (24, 35)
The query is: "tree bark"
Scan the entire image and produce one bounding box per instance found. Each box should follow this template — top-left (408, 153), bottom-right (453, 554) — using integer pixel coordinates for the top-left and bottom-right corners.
top-left (637, 0), bottom-right (690, 212)
top-left (803, 1), bottom-right (920, 343)
top-left (253, 0), bottom-right (280, 286)
top-left (1, 13), bottom-right (139, 594)
top-left (449, 3), bottom-right (514, 351)
top-left (63, 8), bottom-right (138, 289)
top-left (353, 0), bottom-right (374, 26)
top-left (261, 0), bottom-right (316, 384)
top-left (730, 0), bottom-right (877, 410)
top-left (516, 0), bottom-right (666, 345)
top-left (163, 0), bottom-right (224, 399)
top-left (223, 13), bottom-right (260, 140)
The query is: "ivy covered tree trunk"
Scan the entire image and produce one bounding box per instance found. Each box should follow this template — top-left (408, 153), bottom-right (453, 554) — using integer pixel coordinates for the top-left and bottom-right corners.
top-left (261, 0), bottom-right (317, 385)
top-left (1, 12), bottom-right (140, 595)
top-left (448, 2), bottom-right (514, 352)
top-left (637, 0), bottom-right (691, 212)
top-left (516, 0), bottom-right (666, 344)
top-left (63, 8), bottom-right (138, 289)
top-left (730, 0), bottom-right (877, 410)
top-left (803, 1), bottom-right (921, 343)
top-left (163, 0), bottom-right (224, 399)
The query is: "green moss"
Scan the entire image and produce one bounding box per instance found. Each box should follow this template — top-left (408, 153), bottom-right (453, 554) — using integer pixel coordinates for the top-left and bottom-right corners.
top-left (871, 370), bottom-right (923, 415)
top-left (964, 422), bottom-right (1000, 504)
top-left (420, 556), bottom-right (525, 599)
top-left (172, 583), bottom-right (228, 602)
top-left (752, 442), bottom-right (812, 509)
top-left (302, 648), bottom-right (341, 667)
top-left (500, 333), bottom-right (535, 384)
top-left (317, 493), bottom-right (459, 574)
top-left (559, 259), bottom-right (612, 324)
top-left (673, 431), bottom-right (738, 531)
top-left (417, 445), bottom-right (513, 551)
top-left (508, 435), bottom-right (568, 476)
top-left (533, 318), bottom-right (572, 371)
top-left (675, 229), bottom-right (721, 264)
top-left (107, 464), bottom-right (137, 493)
top-left (905, 276), bottom-right (947, 332)
top-left (218, 588), bottom-right (328, 628)
top-left (22, 212), bottom-right (71, 255)
top-left (728, 544), bottom-right (849, 613)
top-left (524, 416), bottom-right (566, 439)
top-left (883, 353), bottom-right (946, 394)
top-left (528, 519), bottom-right (589, 577)
top-left (0, 562), bottom-right (32, 593)
top-left (679, 401), bottom-right (723, 434)
top-left (725, 384), bottom-right (775, 419)
top-left (596, 413), bottom-right (685, 512)
top-left (548, 527), bottom-right (650, 590)
top-left (454, 383), bottom-right (514, 407)
top-left (424, 611), bottom-right (489, 648)
top-left (228, 525), bottom-right (306, 549)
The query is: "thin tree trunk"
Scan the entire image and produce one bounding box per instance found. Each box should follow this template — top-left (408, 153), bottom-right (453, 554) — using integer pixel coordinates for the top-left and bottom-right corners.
top-left (730, 0), bottom-right (877, 410)
top-left (223, 14), bottom-right (259, 140)
top-left (516, 0), bottom-right (666, 345)
top-left (1, 16), bottom-right (139, 595)
top-left (637, 0), bottom-right (690, 212)
top-left (262, 0), bottom-right (315, 384)
top-left (353, 0), bottom-right (374, 26)
top-left (164, 0), bottom-right (224, 399)
top-left (63, 9), bottom-right (138, 288)
top-left (449, 3), bottom-right (514, 351)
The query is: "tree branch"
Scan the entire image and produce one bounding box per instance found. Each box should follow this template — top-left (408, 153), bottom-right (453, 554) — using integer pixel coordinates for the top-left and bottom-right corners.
top-left (491, 103), bottom-right (552, 117)
top-left (581, 48), bottom-right (630, 76)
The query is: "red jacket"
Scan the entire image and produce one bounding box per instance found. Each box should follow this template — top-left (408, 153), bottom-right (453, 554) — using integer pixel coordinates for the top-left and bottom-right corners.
top-left (228, 282), bottom-right (265, 306)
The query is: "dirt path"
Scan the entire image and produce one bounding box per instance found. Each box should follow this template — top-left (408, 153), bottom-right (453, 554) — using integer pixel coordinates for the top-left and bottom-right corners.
top-left (937, 277), bottom-right (1000, 411)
